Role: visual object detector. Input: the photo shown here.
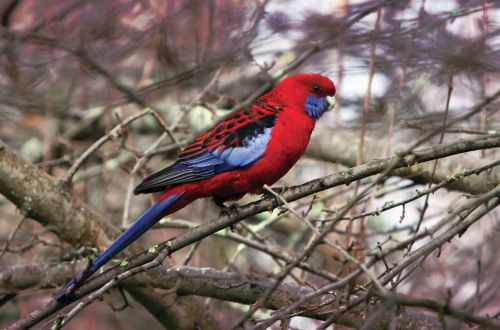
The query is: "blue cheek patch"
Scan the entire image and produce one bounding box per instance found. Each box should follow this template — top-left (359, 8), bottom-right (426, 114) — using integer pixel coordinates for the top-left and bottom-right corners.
top-left (305, 95), bottom-right (329, 119)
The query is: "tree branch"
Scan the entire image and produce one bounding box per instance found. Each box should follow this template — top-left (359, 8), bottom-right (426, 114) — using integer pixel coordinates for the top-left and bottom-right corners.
top-left (6, 133), bottom-right (497, 328)
top-left (0, 140), bottom-right (220, 330)
top-left (0, 263), bottom-right (444, 329)
top-left (307, 129), bottom-right (499, 194)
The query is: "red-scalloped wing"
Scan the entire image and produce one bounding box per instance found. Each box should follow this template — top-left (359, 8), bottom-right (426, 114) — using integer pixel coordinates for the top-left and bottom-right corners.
top-left (179, 98), bottom-right (283, 160)
top-left (133, 97), bottom-right (284, 194)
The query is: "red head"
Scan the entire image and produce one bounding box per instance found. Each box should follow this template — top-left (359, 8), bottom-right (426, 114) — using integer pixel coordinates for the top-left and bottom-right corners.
top-left (272, 73), bottom-right (336, 119)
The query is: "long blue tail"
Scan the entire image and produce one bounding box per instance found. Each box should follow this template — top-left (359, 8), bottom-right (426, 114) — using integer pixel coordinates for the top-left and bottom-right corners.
top-left (55, 193), bottom-right (183, 302)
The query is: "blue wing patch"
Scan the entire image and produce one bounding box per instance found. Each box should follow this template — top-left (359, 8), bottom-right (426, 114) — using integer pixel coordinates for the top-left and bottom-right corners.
top-left (213, 126), bottom-right (272, 172)
top-left (134, 124), bottom-right (274, 194)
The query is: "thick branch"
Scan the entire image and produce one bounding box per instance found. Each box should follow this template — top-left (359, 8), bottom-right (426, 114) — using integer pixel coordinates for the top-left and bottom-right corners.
top-left (0, 264), bottom-right (75, 292)
top-left (0, 140), bottom-right (115, 247)
top-left (3, 133), bottom-right (497, 330)
top-left (0, 140), bottom-right (219, 330)
top-left (0, 263), bottom-right (443, 329)
top-left (377, 293), bottom-right (500, 330)
top-left (66, 135), bottom-right (500, 280)
top-left (307, 129), bottom-right (499, 194)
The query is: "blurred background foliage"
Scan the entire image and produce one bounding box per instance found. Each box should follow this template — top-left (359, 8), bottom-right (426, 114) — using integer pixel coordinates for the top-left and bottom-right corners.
top-left (0, 0), bottom-right (499, 328)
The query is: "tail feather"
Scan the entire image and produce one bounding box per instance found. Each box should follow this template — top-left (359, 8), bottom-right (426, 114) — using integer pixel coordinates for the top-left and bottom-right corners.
top-left (55, 192), bottom-right (183, 302)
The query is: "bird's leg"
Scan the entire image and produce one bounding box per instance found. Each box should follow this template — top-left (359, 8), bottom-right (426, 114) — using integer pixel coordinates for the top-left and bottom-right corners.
top-left (214, 197), bottom-right (240, 216)
top-left (214, 197), bottom-right (241, 231)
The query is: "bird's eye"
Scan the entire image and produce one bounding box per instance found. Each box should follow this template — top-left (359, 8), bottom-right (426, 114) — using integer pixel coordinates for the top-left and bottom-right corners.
top-left (312, 85), bottom-right (321, 93)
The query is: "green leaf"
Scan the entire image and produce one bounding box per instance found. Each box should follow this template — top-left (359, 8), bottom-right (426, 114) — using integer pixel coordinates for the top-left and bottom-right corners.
top-left (148, 244), bottom-right (159, 253)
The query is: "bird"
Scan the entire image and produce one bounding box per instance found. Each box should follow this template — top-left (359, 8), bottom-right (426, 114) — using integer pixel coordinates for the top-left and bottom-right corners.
top-left (56, 73), bottom-right (336, 301)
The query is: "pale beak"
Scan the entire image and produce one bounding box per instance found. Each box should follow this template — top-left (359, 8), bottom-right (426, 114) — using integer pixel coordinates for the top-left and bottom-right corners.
top-left (326, 95), bottom-right (336, 111)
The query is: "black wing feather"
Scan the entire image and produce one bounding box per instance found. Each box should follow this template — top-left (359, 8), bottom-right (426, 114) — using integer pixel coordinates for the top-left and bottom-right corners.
top-left (134, 108), bottom-right (280, 194)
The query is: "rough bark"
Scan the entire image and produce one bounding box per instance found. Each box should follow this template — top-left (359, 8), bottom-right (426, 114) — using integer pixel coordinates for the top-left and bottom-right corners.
top-left (0, 139), bottom-right (219, 330)
top-left (307, 129), bottom-right (499, 194)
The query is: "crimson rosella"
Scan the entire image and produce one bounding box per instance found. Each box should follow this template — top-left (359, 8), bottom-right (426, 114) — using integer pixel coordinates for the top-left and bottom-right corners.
top-left (56, 73), bottom-right (336, 301)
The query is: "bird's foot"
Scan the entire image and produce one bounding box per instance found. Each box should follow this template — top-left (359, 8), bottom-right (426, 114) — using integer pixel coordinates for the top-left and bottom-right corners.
top-left (214, 198), bottom-right (240, 217)
top-left (218, 203), bottom-right (240, 217)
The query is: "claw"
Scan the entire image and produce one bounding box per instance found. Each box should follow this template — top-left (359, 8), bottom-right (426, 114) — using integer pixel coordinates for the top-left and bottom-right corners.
top-left (214, 198), bottom-right (239, 217)
top-left (218, 203), bottom-right (240, 217)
